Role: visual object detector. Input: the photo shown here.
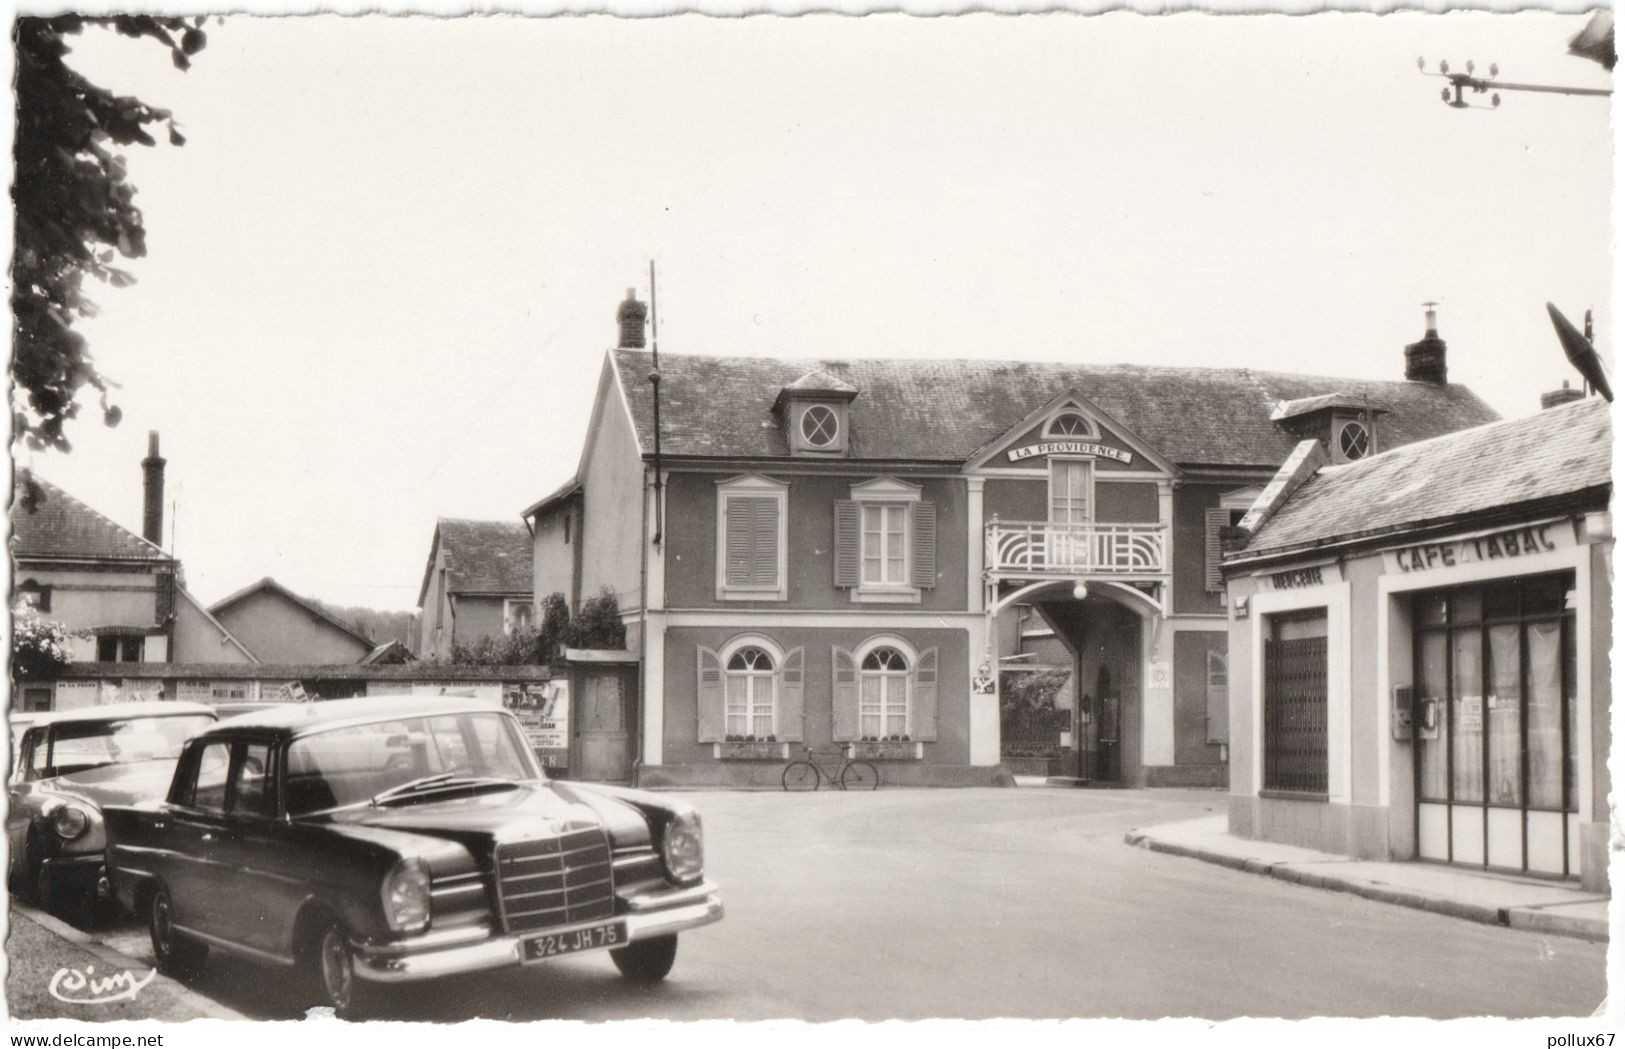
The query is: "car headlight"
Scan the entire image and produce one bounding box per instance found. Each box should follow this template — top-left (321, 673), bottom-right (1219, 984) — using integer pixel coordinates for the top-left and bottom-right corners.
top-left (381, 858), bottom-right (432, 933)
top-left (660, 811), bottom-right (704, 883)
top-left (51, 807), bottom-right (89, 841)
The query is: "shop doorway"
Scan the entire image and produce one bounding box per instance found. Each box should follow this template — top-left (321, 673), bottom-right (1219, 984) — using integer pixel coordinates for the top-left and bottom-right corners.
top-left (1412, 572), bottom-right (1578, 877)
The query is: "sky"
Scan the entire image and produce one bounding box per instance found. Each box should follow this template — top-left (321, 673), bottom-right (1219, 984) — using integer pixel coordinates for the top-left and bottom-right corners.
top-left (16, 13), bottom-right (1614, 611)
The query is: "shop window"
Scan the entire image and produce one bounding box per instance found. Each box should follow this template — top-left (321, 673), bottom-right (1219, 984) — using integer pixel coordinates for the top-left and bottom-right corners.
top-left (715, 476), bottom-right (788, 601)
top-left (834, 478), bottom-right (935, 600)
top-left (1262, 610), bottom-right (1329, 794)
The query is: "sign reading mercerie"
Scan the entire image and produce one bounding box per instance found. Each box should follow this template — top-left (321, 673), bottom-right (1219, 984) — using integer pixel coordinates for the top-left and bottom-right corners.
top-left (1008, 441), bottom-right (1133, 464)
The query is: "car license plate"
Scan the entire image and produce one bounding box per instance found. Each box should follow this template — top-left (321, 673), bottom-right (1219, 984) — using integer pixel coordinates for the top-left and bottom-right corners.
top-left (521, 920), bottom-right (626, 962)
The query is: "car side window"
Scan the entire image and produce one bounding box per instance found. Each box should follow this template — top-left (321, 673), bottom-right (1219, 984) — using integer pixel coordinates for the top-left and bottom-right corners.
top-left (183, 741), bottom-right (232, 813)
top-left (229, 742), bottom-right (274, 818)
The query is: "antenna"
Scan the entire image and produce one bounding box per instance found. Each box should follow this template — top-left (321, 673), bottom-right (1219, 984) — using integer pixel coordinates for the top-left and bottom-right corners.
top-left (648, 261), bottom-right (665, 545)
top-left (1417, 56), bottom-right (1609, 110)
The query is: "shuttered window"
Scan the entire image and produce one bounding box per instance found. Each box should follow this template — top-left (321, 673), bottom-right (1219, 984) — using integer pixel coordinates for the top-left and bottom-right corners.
top-left (716, 476), bottom-right (788, 600)
top-left (1204, 507), bottom-right (1232, 593)
top-left (834, 481), bottom-right (936, 596)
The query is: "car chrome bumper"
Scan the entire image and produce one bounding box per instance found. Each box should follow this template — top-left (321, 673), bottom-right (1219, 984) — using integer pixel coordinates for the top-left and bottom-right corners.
top-left (352, 881), bottom-right (723, 983)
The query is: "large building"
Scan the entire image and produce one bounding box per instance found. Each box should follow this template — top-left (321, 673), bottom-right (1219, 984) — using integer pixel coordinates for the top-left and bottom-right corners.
top-left (1221, 394), bottom-right (1612, 891)
top-left (524, 295), bottom-right (1499, 787)
top-left (414, 518), bottom-right (535, 660)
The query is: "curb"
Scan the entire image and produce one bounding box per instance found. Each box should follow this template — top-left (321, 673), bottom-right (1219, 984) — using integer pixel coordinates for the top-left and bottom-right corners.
top-left (12, 903), bottom-right (249, 1020)
top-left (1124, 830), bottom-right (1608, 943)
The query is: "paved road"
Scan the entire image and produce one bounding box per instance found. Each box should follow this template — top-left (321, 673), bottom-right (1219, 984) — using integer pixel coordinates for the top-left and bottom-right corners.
top-left (87, 787), bottom-right (1604, 1020)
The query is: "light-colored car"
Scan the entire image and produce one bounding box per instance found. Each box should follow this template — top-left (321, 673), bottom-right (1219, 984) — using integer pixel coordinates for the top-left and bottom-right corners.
top-left (8, 701), bottom-right (216, 921)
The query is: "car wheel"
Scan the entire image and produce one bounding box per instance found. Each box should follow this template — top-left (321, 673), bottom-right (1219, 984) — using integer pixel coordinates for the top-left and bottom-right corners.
top-left (610, 934), bottom-right (678, 983)
top-left (149, 887), bottom-right (207, 980)
top-left (305, 919), bottom-right (374, 1021)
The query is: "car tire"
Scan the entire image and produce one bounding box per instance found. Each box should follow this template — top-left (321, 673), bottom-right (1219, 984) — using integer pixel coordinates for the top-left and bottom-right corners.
top-left (610, 934), bottom-right (678, 983)
top-left (303, 918), bottom-right (375, 1021)
top-left (149, 887), bottom-right (207, 981)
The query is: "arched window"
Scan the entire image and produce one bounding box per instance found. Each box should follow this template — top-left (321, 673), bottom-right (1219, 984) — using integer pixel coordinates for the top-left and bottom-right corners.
top-left (1044, 411), bottom-right (1096, 438)
top-left (859, 646), bottom-right (910, 738)
top-left (725, 645), bottom-right (776, 738)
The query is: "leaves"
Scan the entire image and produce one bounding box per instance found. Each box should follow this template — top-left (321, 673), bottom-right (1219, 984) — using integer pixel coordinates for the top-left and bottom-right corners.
top-left (11, 16), bottom-right (205, 452)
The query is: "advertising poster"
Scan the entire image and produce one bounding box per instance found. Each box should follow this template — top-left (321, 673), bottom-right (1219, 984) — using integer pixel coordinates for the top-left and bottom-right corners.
top-left (505, 680), bottom-right (570, 768)
top-left (53, 681), bottom-right (100, 711)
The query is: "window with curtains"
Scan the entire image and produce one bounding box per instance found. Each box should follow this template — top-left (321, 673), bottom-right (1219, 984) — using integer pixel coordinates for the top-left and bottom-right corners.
top-left (715, 475), bottom-right (788, 600)
top-left (860, 647), bottom-right (911, 738)
top-left (725, 646), bottom-right (777, 738)
top-left (834, 477), bottom-right (936, 602)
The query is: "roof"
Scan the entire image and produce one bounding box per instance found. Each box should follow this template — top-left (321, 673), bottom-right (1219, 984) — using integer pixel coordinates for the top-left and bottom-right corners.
top-left (11, 472), bottom-right (170, 563)
top-left (520, 479), bottom-right (582, 521)
top-left (416, 518), bottom-right (534, 607)
top-left (1239, 397), bottom-right (1612, 561)
top-left (1270, 392), bottom-right (1391, 422)
top-left (359, 640), bottom-right (415, 665)
top-left (25, 701), bottom-right (216, 727)
top-left (208, 695), bottom-right (506, 738)
top-left (210, 577), bottom-right (376, 648)
top-left (610, 349), bottom-right (1500, 468)
top-left (178, 586), bottom-right (261, 664)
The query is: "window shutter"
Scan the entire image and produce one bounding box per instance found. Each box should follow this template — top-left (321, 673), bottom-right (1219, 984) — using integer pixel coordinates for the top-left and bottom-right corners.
top-left (912, 647), bottom-right (939, 741)
top-left (724, 497), bottom-right (755, 588)
top-left (910, 501), bottom-right (937, 589)
top-left (833, 500), bottom-right (861, 587)
top-left (696, 646), bottom-right (725, 743)
top-left (1204, 507), bottom-right (1229, 593)
top-left (831, 646), bottom-right (860, 742)
top-left (778, 647), bottom-right (805, 742)
top-left (751, 497), bottom-right (780, 587)
top-left (1205, 649), bottom-right (1229, 744)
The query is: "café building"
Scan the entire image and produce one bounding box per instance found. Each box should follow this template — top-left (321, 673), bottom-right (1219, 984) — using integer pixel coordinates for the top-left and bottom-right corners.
top-left (1221, 395), bottom-right (1612, 890)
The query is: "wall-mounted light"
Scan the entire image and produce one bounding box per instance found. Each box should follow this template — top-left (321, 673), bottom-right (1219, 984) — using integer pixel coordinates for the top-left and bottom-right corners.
top-left (1072, 581), bottom-right (1089, 601)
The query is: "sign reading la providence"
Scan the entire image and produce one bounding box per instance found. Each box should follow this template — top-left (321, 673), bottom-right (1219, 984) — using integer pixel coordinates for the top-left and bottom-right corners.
top-left (1008, 441), bottom-right (1133, 464)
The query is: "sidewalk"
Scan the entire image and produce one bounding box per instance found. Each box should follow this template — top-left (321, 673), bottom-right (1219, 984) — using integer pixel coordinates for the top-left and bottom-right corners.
top-left (1126, 815), bottom-right (1610, 943)
top-left (6, 903), bottom-right (246, 1022)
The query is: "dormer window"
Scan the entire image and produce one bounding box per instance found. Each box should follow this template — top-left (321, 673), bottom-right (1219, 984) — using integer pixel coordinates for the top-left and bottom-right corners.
top-left (775, 368), bottom-right (859, 456)
top-left (799, 404), bottom-right (841, 448)
top-left (1336, 419), bottom-right (1371, 461)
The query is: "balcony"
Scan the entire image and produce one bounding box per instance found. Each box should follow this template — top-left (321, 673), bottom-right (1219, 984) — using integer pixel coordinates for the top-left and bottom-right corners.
top-left (985, 520), bottom-right (1167, 581)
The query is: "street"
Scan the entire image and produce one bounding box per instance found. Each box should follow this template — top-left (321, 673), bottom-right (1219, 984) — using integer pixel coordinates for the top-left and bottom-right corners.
top-left (68, 787), bottom-right (1606, 1020)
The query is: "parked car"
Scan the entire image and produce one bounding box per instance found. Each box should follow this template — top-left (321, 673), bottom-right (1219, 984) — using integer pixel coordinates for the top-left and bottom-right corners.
top-left (103, 696), bottom-right (723, 1019)
top-left (8, 701), bottom-right (217, 921)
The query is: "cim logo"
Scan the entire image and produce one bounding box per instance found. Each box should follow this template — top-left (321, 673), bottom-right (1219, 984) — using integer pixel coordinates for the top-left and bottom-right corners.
top-left (48, 964), bottom-right (156, 1005)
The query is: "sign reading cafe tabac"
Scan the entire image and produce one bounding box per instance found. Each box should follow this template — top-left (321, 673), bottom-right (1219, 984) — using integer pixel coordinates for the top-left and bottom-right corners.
top-left (1389, 523), bottom-right (1563, 573)
top-left (1007, 441), bottom-right (1133, 464)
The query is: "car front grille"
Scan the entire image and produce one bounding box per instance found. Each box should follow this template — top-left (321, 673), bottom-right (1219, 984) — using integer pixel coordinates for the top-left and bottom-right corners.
top-left (494, 826), bottom-right (615, 933)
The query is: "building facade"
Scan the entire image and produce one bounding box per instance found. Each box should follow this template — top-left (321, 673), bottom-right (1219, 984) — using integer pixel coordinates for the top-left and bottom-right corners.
top-left (1222, 396), bottom-right (1611, 891)
top-left (10, 436), bottom-right (260, 712)
top-left (414, 518), bottom-right (536, 660)
top-left (524, 297), bottom-right (1501, 787)
top-left (209, 577), bottom-right (378, 664)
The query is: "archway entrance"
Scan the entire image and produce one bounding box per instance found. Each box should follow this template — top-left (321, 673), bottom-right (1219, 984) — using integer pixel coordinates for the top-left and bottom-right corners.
top-left (1030, 594), bottom-right (1144, 784)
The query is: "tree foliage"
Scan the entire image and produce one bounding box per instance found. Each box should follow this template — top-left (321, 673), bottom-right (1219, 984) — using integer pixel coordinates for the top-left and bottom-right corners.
top-left (12, 610), bottom-right (82, 680)
top-left (441, 590), bottom-right (626, 667)
top-left (12, 16), bottom-right (206, 452)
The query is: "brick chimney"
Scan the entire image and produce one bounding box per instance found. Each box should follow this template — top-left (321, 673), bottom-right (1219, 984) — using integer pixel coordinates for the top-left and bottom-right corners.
top-left (617, 288), bottom-right (648, 349)
top-left (1405, 302), bottom-right (1448, 384)
top-left (141, 431), bottom-right (165, 547)
top-left (1541, 380), bottom-right (1586, 411)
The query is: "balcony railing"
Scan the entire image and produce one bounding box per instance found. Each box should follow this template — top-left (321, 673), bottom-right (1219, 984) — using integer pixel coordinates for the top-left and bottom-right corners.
top-left (986, 520), bottom-right (1167, 580)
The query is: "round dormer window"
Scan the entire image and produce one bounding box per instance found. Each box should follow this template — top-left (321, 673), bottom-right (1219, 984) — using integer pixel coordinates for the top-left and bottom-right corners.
top-left (1338, 420), bottom-right (1370, 461)
top-left (801, 404), bottom-right (840, 447)
top-left (1045, 412), bottom-right (1092, 438)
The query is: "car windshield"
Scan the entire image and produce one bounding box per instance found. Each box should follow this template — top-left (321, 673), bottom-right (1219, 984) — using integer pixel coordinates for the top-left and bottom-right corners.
top-left (286, 711), bottom-right (537, 816)
top-left (32, 715), bottom-right (215, 777)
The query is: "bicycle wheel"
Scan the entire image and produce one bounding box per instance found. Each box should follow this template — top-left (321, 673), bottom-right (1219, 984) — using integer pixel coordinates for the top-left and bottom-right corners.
top-left (840, 761), bottom-right (880, 791)
top-left (782, 761), bottom-right (821, 792)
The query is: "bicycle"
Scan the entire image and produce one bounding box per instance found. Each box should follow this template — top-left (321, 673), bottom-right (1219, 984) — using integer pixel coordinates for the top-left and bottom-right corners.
top-left (781, 746), bottom-right (880, 791)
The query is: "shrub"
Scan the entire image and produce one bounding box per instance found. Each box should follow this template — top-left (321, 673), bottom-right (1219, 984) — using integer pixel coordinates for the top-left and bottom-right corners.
top-left (563, 588), bottom-right (626, 651)
top-left (13, 611), bottom-right (79, 680)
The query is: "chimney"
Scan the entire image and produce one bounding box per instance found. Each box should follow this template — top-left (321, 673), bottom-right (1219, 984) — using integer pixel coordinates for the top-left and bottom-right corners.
top-left (141, 431), bottom-right (165, 547)
top-left (617, 288), bottom-right (648, 349)
top-left (1404, 302), bottom-right (1448, 384)
top-left (1541, 379), bottom-right (1586, 411)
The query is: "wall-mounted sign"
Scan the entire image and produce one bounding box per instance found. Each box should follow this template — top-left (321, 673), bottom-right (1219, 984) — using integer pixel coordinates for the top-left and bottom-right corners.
top-left (54, 681), bottom-right (100, 711)
top-left (506, 681), bottom-right (570, 764)
top-left (1258, 561), bottom-right (1343, 590)
top-left (1007, 441), bottom-right (1133, 465)
top-left (1389, 523), bottom-right (1563, 574)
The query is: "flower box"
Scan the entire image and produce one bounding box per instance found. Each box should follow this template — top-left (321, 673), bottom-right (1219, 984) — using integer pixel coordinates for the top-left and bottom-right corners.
top-left (848, 740), bottom-right (922, 762)
top-left (713, 741), bottom-right (790, 761)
